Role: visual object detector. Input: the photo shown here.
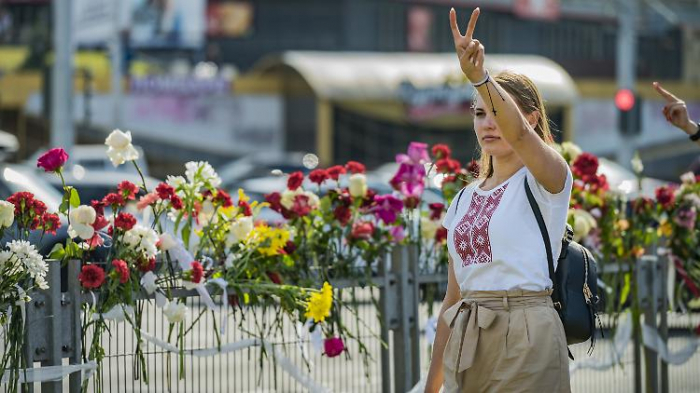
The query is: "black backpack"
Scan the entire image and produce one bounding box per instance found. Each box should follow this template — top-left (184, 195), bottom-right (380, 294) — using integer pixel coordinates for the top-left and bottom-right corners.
top-left (524, 178), bottom-right (601, 355)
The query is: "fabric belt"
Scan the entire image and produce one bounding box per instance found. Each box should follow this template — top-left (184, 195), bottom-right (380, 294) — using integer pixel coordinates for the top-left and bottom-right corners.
top-left (442, 288), bottom-right (553, 373)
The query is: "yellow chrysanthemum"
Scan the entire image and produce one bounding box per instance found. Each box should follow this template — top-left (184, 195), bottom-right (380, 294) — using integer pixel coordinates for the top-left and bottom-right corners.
top-left (250, 224), bottom-right (290, 256)
top-left (657, 222), bottom-right (673, 237)
top-left (305, 282), bottom-right (333, 323)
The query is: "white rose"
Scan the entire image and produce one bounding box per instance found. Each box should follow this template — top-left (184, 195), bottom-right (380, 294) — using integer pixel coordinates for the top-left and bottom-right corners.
top-left (163, 301), bottom-right (187, 324)
top-left (570, 209), bottom-right (597, 242)
top-left (0, 200), bottom-right (14, 228)
top-left (349, 174), bottom-right (367, 198)
top-left (280, 188), bottom-right (301, 210)
top-left (140, 271), bottom-right (158, 295)
top-left (105, 129), bottom-right (140, 167)
top-left (227, 216), bottom-right (253, 246)
top-left (303, 191), bottom-right (320, 209)
top-left (68, 205), bottom-right (97, 240)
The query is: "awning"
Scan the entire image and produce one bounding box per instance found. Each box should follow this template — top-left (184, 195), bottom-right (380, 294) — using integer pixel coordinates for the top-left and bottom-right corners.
top-left (252, 51), bottom-right (578, 105)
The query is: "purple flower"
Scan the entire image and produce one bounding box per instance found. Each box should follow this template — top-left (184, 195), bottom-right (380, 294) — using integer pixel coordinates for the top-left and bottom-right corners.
top-left (372, 194), bottom-right (404, 224)
top-left (396, 142), bottom-right (429, 165)
top-left (389, 226), bottom-right (406, 243)
top-left (674, 207), bottom-right (697, 230)
top-left (390, 163), bottom-right (426, 194)
top-left (323, 337), bottom-right (345, 358)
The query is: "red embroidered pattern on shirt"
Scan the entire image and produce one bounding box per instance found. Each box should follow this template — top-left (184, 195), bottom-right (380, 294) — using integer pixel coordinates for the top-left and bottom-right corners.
top-left (453, 184), bottom-right (508, 267)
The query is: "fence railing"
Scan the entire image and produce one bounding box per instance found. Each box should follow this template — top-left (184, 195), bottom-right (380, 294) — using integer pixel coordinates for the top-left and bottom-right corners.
top-left (3, 247), bottom-right (700, 393)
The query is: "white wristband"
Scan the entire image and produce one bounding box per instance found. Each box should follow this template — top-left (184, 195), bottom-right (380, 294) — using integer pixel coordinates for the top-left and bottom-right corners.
top-left (471, 70), bottom-right (490, 87)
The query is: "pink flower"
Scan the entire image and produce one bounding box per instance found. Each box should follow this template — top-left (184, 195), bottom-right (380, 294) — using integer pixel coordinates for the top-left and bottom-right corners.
top-left (396, 142), bottom-right (429, 165)
top-left (323, 337), bottom-right (345, 357)
top-left (673, 206), bottom-right (697, 230)
top-left (36, 148), bottom-right (69, 172)
top-left (137, 192), bottom-right (159, 210)
top-left (389, 226), bottom-right (406, 243)
top-left (351, 221), bottom-right (374, 240)
top-left (118, 181), bottom-right (139, 200)
top-left (372, 195), bottom-right (404, 224)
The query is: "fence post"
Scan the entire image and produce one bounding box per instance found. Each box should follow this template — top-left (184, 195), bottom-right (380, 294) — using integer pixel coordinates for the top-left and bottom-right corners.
top-left (389, 245), bottom-right (420, 393)
top-left (380, 249), bottom-right (395, 393)
top-left (42, 259), bottom-right (63, 393)
top-left (639, 255), bottom-right (660, 393)
top-left (67, 260), bottom-right (83, 392)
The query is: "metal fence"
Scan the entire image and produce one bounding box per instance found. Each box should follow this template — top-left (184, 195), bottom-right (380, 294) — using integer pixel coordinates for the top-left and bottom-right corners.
top-left (3, 247), bottom-right (700, 393)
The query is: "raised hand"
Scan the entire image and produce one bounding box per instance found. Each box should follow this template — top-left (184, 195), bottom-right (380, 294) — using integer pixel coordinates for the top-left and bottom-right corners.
top-left (653, 81), bottom-right (697, 135)
top-left (449, 8), bottom-right (486, 83)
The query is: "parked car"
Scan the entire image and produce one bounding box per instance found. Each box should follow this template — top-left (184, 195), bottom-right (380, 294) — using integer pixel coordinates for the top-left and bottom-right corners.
top-left (217, 151), bottom-right (312, 191)
top-left (597, 158), bottom-right (668, 198)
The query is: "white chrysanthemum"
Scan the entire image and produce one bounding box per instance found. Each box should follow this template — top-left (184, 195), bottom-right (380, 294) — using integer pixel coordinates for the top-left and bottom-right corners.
top-left (0, 200), bottom-right (14, 228)
top-left (684, 194), bottom-right (700, 209)
top-left (0, 250), bottom-right (15, 267)
top-left (681, 172), bottom-right (696, 185)
top-left (8, 240), bottom-right (47, 280)
top-left (420, 216), bottom-right (439, 241)
top-left (123, 224), bottom-right (160, 259)
top-left (105, 129), bottom-right (140, 167)
top-left (166, 175), bottom-right (187, 189)
top-left (34, 275), bottom-right (49, 290)
top-left (163, 301), bottom-right (187, 324)
top-left (185, 161), bottom-right (221, 188)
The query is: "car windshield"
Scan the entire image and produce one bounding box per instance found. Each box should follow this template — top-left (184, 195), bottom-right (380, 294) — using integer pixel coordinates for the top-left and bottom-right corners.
top-left (0, 165), bottom-right (63, 212)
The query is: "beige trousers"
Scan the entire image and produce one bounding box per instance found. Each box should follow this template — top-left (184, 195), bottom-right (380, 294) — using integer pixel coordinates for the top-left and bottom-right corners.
top-left (442, 289), bottom-right (571, 393)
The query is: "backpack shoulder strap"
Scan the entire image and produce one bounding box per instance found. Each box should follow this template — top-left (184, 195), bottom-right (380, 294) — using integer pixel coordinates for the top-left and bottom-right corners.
top-left (454, 186), bottom-right (467, 210)
top-left (523, 178), bottom-right (556, 287)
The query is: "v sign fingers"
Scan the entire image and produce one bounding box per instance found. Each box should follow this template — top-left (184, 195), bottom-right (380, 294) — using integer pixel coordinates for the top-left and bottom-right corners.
top-left (450, 8), bottom-right (486, 83)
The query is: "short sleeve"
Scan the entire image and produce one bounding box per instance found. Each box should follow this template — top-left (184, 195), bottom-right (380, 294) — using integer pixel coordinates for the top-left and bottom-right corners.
top-left (525, 167), bottom-right (573, 207)
top-left (442, 186), bottom-right (468, 229)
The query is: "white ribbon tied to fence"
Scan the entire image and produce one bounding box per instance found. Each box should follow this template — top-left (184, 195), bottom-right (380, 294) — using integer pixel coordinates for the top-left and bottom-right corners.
top-left (0, 361), bottom-right (97, 384)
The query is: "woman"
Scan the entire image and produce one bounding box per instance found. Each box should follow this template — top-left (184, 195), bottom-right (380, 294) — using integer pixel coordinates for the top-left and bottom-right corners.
top-left (424, 8), bottom-right (572, 393)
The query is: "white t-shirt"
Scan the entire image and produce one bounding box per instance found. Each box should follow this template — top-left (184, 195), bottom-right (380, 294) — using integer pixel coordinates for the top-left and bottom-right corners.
top-left (442, 166), bottom-right (573, 292)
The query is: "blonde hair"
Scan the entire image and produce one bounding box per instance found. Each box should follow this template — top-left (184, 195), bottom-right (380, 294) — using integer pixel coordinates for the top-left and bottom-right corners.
top-left (476, 71), bottom-right (554, 179)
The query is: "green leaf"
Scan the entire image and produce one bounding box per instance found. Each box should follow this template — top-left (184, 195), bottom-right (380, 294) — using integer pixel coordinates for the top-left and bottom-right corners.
top-left (69, 187), bottom-right (81, 208)
top-left (619, 273), bottom-right (631, 306)
top-left (48, 243), bottom-right (65, 260)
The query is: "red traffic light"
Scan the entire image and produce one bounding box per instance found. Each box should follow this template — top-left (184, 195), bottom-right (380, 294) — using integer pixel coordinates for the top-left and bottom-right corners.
top-left (615, 89), bottom-right (635, 112)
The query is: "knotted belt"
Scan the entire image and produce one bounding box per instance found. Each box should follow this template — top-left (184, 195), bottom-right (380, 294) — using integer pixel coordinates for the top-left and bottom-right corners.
top-left (442, 289), bottom-right (553, 374)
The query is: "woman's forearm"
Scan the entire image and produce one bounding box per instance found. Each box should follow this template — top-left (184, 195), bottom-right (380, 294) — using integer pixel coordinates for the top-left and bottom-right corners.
top-left (473, 77), bottom-right (531, 145)
top-left (424, 304), bottom-right (455, 392)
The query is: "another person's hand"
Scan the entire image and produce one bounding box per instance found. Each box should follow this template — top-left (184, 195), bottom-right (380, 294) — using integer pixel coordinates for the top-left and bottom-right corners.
top-left (653, 81), bottom-right (699, 136)
top-left (449, 8), bottom-right (486, 83)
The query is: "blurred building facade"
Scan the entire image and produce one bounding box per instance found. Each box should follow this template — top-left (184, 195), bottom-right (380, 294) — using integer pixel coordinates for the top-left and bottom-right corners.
top-left (0, 0), bottom-right (697, 180)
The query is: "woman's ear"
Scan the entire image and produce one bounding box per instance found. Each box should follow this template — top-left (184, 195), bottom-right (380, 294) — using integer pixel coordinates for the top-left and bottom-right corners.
top-left (526, 110), bottom-right (541, 129)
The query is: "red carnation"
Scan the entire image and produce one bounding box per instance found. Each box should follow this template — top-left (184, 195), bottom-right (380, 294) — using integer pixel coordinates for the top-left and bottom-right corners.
top-left (345, 161), bottom-right (366, 174)
top-left (170, 195), bottom-right (183, 210)
top-left (283, 240), bottom-right (297, 255)
top-left (572, 153), bottom-right (599, 178)
top-left (215, 189), bottom-right (233, 208)
top-left (238, 199), bottom-right (252, 216)
top-left (112, 259), bottom-right (130, 284)
top-left (291, 194), bottom-right (313, 217)
top-left (114, 212), bottom-right (137, 231)
top-left (102, 192), bottom-right (125, 207)
top-left (309, 169), bottom-right (329, 185)
top-left (323, 337), bottom-right (345, 358)
top-left (333, 205), bottom-right (352, 226)
top-left (36, 148), bottom-right (69, 173)
top-left (326, 165), bottom-right (346, 181)
top-left (92, 214), bottom-right (110, 231)
top-left (431, 144), bottom-right (451, 160)
top-left (466, 160), bottom-right (480, 178)
top-left (655, 186), bottom-right (676, 209)
top-left (31, 199), bottom-right (47, 217)
top-left (156, 183), bottom-right (175, 200)
top-left (137, 257), bottom-right (156, 273)
top-left (190, 261), bottom-right (204, 284)
top-left (435, 227), bottom-right (448, 243)
top-left (436, 158), bottom-right (461, 174)
top-left (41, 213), bottom-right (61, 235)
top-left (118, 181), bottom-right (139, 200)
top-left (265, 192), bottom-right (283, 212)
top-left (428, 203), bottom-right (445, 220)
top-left (79, 264), bottom-right (105, 289)
top-left (287, 171), bottom-right (304, 191)
top-left (91, 200), bottom-right (105, 216)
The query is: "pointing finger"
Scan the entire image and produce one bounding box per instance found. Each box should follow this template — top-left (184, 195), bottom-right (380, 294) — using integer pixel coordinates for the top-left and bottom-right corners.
top-left (653, 81), bottom-right (679, 103)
